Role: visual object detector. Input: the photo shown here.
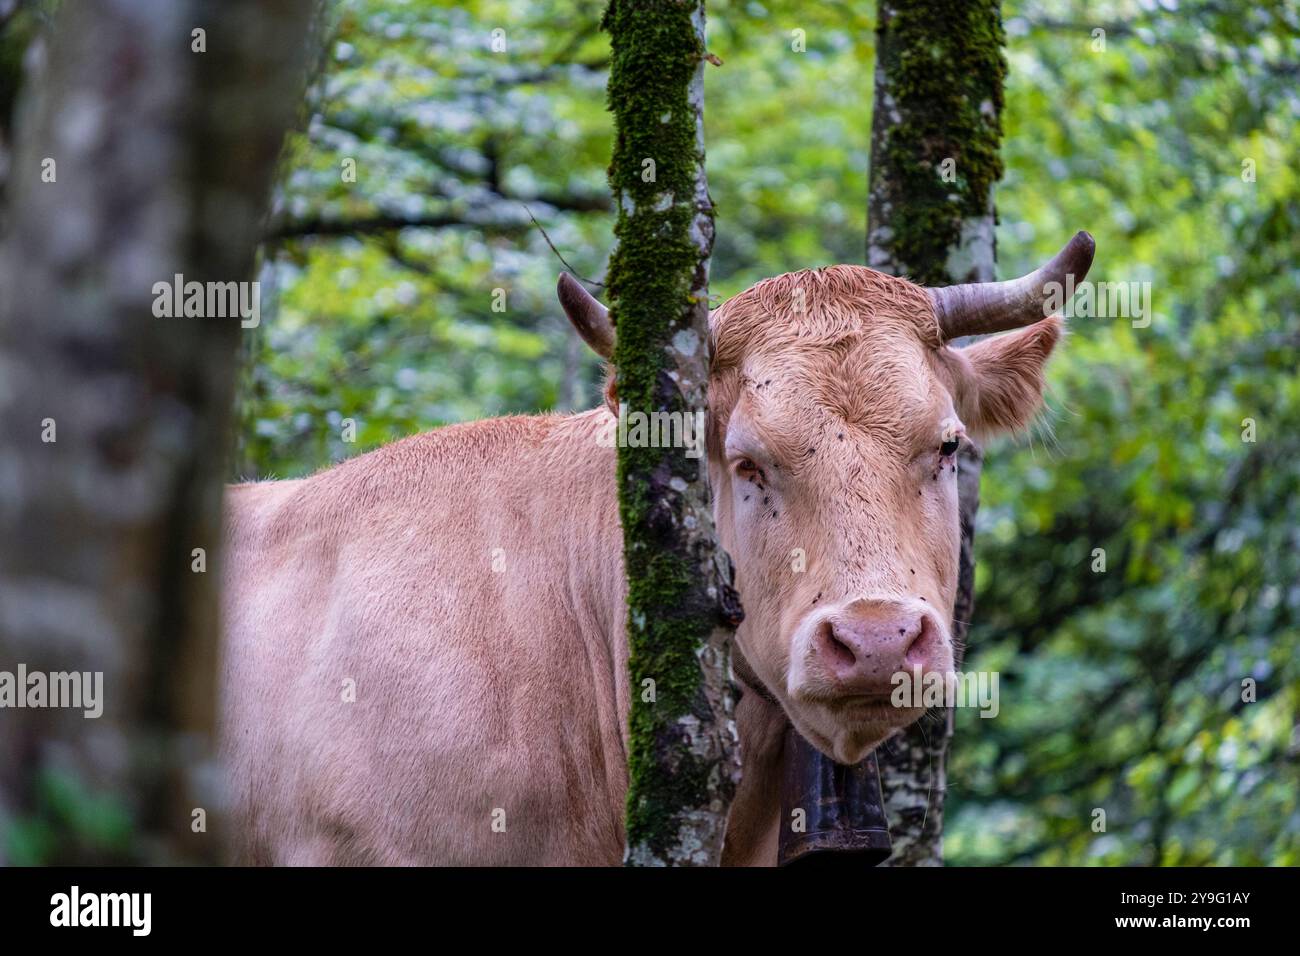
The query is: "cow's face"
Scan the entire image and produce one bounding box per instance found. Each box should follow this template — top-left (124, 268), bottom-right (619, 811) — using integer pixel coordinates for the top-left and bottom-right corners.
top-left (708, 266), bottom-right (1064, 762)
top-left (556, 233), bottom-right (1093, 764)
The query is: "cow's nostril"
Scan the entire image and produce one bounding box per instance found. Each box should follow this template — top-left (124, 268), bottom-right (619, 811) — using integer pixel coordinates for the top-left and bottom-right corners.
top-left (818, 621), bottom-right (857, 669)
top-left (903, 616), bottom-right (934, 667)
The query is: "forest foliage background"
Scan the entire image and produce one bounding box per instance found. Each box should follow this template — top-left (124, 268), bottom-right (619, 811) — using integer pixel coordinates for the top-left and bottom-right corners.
top-left (248, 0), bottom-right (1298, 866)
top-left (8, 0), bottom-right (1290, 864)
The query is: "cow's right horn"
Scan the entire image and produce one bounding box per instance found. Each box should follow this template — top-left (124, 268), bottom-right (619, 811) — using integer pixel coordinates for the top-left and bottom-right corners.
top-left (557, 273), bottom-right (614, 359)
top-left (929, 230), bottom-right (1096, 341)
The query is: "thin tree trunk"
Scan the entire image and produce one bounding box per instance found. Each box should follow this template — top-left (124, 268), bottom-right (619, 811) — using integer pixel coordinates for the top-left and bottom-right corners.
top-left (604, 0), bottom-right (741, 866)
top-left (0, 0), bottom-right (316, 864)
top-left (867, 0), bottom-right (1006, 866)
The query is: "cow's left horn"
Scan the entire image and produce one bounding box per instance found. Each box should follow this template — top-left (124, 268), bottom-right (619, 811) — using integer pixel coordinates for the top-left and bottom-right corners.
top-left (557, 273), bottom-right (614, 359)
top-left (929, 231), bottom-right (1095, 341)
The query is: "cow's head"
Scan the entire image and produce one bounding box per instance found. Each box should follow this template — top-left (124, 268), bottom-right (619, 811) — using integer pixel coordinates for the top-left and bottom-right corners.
top-left (558, 233), bottom-right (1094, 763)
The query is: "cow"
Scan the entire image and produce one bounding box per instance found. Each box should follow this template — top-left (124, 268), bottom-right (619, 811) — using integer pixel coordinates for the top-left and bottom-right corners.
top-left (218, 232), bottom-right (1095, 865)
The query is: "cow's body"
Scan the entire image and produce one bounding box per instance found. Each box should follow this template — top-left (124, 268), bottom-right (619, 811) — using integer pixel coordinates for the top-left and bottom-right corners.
top-left (220, 236), bottom-right (1094, 866)
top-left (220, 409), bottom-right (782, 865)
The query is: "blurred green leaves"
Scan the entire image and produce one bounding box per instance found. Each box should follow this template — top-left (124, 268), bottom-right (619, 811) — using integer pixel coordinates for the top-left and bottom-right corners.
top-left (5, 768), bottom-right (134, 866)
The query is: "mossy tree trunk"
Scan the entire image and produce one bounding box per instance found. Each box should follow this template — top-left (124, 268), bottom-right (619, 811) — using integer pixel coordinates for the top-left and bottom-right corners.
top-left (604, 0), bottom-right (741, 866)
top-left (0, 0), bottom-right (317, 864)
top-left (867, 0), bottom-right (1006, 866)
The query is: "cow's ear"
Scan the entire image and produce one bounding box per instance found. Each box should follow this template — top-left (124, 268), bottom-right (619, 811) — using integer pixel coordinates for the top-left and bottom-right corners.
top-left (602, 368), bottom-right (619, 417)
top-left (946, 317), bottom-right (1062, 436)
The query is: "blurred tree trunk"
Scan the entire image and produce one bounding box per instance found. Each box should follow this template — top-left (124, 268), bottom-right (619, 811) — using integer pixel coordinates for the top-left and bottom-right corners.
top-left (0, 0), bottom-right (51, 225)
top-left (604, 0), bottom-right (741, 866)
top-left (866, 0), bottom-right (1006, 866)
top-left (0, 0), bottom-right (316, 864)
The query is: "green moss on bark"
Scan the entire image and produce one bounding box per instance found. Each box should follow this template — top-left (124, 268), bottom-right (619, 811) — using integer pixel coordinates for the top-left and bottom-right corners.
top-left (870, 0), bottom-right (1006, 285)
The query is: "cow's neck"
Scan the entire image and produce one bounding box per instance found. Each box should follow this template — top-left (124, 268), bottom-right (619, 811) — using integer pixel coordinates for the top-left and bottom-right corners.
top-left (719, 686), bottom-right (788, 865)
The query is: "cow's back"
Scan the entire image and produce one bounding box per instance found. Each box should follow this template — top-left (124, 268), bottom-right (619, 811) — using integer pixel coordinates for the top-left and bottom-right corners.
top-left (219, 411), bottom-right (629, 864)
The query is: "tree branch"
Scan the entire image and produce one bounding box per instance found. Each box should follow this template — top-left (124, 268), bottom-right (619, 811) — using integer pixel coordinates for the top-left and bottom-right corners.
top-left (266, 211), bottom-right (532, 241)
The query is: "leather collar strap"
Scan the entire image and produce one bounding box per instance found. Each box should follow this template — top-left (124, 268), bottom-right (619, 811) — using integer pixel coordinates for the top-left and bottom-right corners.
top-left (731, 646), bottom-right (782, 707)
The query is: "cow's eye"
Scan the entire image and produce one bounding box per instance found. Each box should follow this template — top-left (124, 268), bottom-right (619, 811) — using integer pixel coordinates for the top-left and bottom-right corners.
top-left (736, 457), bottom-right (760, 477)
top-left (940, 438), bottom-right (961, 457)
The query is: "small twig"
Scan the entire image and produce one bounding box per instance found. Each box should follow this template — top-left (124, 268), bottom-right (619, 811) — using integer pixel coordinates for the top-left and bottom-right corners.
top-left (520, 202), bottom-right (605, 288)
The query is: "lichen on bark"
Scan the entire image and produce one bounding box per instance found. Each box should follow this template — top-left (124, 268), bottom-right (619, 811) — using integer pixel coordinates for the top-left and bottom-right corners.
top-left (602, 0), bottom-right (741, 865)
top-left (867, 0), bottom-right (1007, 866)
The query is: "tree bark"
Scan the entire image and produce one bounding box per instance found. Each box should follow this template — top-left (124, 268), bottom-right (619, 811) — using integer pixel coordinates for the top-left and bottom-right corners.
top-left (0, 0), bottom-right (316, 864)
top-left (604, 0), bottom-right (741, 866)
top-left (866, 0), bottom-right (1006, 866)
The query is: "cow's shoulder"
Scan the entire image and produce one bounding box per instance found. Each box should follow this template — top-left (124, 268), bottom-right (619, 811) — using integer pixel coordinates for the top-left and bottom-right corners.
top-left (223, 409), bottom-right (615, 551)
